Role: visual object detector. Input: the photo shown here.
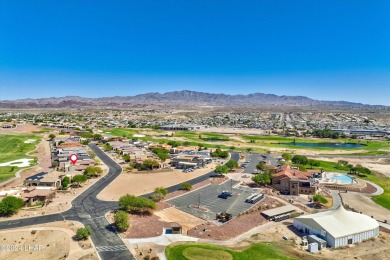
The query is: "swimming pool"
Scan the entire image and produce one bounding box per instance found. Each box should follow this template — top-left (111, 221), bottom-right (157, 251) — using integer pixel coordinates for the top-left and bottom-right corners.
top-left (321, 172), bottom-right (356, 184)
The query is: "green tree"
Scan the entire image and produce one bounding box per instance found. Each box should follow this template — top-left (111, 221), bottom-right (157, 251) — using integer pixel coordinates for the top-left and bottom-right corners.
top-left (215, 165), bottom-right (229, 175)
top-left (313, 194), bottom-right (328, 206)
top-left (151, 187), bottom-right (169, 202)
top-left (154, 187), bottom-right (168, 196)
top-left (210, 148), bottom-right (229, 159)
top-left (183, 141), bottom-right (190, 146)
top-left (104, 144), bottom-right (113, 151)
top-left (0, 196), bottom-right (25, 216)
top-left (122, 155), bottom-right (131, 162)
top-left (72, 174), bottom-right (88, 187)
top-left (93, 134), bottom-right (102, 140)
top-left (252, 173), bottom-right (271, 186)
top-left (114, 210), bottom-right (130, 232)
top-left (84, 166), bottom-right (103, 177)
top-left (118, 194), bottom-right (156, 214)
top-left (181, 182), bottom-right (192, 191)
top-left (307, 159), bottom-right (320, 169)
top-left (256, 162), bottom-right (265, 171)
top-left (135, 159), bottom-right (160, 171)
top-left (282, 153), bottom-right (291, 161)
top-left (292, 155), bottom-right (308, 165)
top-left (76, 226), bottom-right (92, 240)
top-left (225, 160), bottom-right (239, 170)
top-left (338, 160), bottom-right (349, 166)
top-left (62, 176), bottom-right (70, 189)
top-left (151, 148), bottom-right (170, 161)
top-left (48, 134), bottom-right (56, 140)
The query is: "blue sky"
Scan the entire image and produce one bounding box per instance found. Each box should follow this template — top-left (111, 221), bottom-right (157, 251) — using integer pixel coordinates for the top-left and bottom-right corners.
top-left (0, 1), bottom-right (389, 105)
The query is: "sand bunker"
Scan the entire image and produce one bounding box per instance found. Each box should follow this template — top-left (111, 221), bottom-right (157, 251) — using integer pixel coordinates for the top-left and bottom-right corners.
top-left (0, 158), bottom-right (34, 167)
top-left (24, 139), bottom-right (37, 143)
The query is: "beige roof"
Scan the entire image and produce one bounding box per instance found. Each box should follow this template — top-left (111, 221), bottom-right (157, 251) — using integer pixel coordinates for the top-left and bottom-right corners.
top-left (294, 205), bottom-right (379, 238)
top-left (22, 188), bottom-right (55, 198)
top-left (261, 205), bottom-right (296, 217)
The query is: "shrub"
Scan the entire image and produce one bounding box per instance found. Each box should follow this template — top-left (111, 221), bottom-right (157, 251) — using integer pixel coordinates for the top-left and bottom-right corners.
top-left (76, 226), bottom-right (92, 240)
top-left (210, 149), bottom-right (229, 158)
top-left (114, 210), bottom-right (129, 232)
top-left (118, 194), bottom-right (156, 214)
top-left (225, 160), bottom-right (239, 170)
top-left (292, 155), bottom-right (308, 165)
top-left (0, 196), bottom-right (25, 216)
top-left (72, 174), bottom-right (88, 187)
top-left (181, 182), bottom-right (192, 191)
top-left (214, 165), bottom-right (229, 175)
top-left (150, 192), bottom-right (165, 202)
top-left (62, 176), bottom-right (70, 189)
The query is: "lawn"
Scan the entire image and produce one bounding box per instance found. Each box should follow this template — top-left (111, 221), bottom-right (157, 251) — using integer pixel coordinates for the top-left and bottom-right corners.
top-left (359, 173), bottom-right (390, 210)
top-left (242, 135), bottom-right (390, 152)
top-left (0, 134), bottom-right (40, 183)
top-left (106, 128), bottom-right (139, 138)
top-left (165, 243), bottom-right (297, 260)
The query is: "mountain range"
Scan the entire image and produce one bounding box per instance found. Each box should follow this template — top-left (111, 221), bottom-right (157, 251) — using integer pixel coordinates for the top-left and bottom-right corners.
top-left (0, 90), bottom-right (387, 110)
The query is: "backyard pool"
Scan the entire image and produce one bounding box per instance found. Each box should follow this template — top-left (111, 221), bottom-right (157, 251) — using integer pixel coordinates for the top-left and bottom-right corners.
top-left (321, 172), bottom-right (356, 184)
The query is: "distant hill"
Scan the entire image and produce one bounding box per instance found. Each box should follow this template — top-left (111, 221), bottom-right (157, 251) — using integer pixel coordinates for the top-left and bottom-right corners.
top-left (0, 90), bottom-right (387, 110)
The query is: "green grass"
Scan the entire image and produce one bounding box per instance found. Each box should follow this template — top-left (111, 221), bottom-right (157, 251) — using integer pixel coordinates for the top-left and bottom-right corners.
top-left (0, 134), bottom-right (40, 183)
top-left (32, 127), bottom-right (52, 134)
top-left (242, 135), bottom-right (390, 151)
top-left (165, 243), bottom-right (297, 260)
top-left (358, 173), bottom-right (390, 210)
top-left (106, 128), bottom-right (139, 138)
top-left (0, 167), bottom-right (17, 183)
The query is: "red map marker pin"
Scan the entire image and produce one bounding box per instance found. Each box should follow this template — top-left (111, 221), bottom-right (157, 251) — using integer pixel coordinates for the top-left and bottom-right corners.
top-left (70, 154), bottom-right (78, 165)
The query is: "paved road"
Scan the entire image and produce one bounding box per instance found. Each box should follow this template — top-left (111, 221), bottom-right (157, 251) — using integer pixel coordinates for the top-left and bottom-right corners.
top-left (242, 153), bottom-right (262, 174)
top-left (0, 146), bottom-right (240, 259)
top-left (242, 153), bottom-right (279, 174)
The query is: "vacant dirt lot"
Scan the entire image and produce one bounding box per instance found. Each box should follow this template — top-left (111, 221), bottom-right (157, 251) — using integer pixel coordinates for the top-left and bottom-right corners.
top-left (0, 221), bottom-right (98, 260)
top-left (0, 124), bottom-right (45, 135)
top-left (98, 163), bottom-right (219, 200)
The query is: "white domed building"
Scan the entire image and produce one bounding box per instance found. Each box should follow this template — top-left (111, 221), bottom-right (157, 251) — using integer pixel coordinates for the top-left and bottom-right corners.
top-left (294, 205), bottom-right (379, 248)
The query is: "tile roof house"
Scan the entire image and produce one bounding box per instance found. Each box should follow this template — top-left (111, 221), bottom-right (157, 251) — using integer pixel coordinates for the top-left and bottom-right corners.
top-left (21, 187), bottom-right (56, 206)
top-left (271, 165), bottom-right (317, 195)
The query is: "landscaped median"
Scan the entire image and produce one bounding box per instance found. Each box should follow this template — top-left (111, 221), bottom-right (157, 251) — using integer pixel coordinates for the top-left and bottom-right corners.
top-left (165, 242), bottom-right (297, 260)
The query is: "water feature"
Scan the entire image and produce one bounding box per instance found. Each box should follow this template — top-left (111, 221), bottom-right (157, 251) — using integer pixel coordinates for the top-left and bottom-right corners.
top-left (284, 142), bottom-right (364, 148)
top-left (321, 172), bottom-right (356, 184)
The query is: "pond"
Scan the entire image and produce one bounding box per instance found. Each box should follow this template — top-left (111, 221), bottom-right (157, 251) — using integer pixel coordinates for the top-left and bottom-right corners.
top-left (283, 142), bottom-right (364, 148)
top-left (202, 138), bottom-right (229, 142)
